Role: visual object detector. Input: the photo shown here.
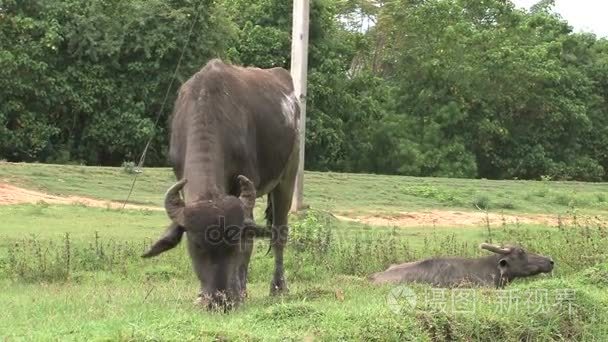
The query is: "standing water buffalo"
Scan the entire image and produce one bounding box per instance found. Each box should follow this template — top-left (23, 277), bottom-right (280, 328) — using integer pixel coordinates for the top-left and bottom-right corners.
top-left (142, 59), bottom-right (300, 308)
top-left (369, 243), bottom-right (554, 288)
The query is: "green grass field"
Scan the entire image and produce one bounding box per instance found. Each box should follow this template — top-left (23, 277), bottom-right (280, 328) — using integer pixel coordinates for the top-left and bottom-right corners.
top-left (2, 162), bottom-right (608, 215)
top-left (1, 162), bottom-right (607, 340)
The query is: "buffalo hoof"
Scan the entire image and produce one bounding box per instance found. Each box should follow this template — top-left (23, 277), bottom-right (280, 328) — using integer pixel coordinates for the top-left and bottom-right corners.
top-left (270, 278), bottom-right (288, 296)
top-left (193, 294), bottom-right (207, 306)
top-left (194, 294), bottom-right (237, 312)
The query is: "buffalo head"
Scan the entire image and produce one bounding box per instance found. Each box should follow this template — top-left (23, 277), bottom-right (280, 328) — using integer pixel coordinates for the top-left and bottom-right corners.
top-left (480, 243), bottom-right (554, 286)
top-left (144, 175), bottom-right (258, 310)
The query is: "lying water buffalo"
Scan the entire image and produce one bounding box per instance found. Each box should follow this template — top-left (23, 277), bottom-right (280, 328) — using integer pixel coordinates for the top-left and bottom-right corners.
top-left (142, 59), bottom-right (300, 308)
top-left (369, 243), bottom-right (554, 287)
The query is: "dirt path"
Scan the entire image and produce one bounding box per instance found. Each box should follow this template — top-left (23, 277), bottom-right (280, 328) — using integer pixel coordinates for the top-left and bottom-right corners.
top-left (0, 182), bottom-right (583, 227)
top-left (0, 183), bottom-right (161, 211)
top-left (333, 210), bottom-right (575, 227)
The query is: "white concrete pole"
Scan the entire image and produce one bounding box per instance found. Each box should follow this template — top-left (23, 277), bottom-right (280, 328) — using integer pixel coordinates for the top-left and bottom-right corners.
top-left (290, 0), bottom-right (310, 212)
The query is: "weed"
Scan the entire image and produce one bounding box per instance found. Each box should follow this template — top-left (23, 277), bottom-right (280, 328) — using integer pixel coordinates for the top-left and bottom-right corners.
top-left (472, 194), bottom-right (490, 210)
top-left (496, 201), bottom-right (516, 210)
top-left (121, 161), bottom-right (138, 174)
top-left (554, 194), bottom-right (572, 206)
top-left (259, 303), bottom-right (319, 321)
top-left (36, 200), bottom-right (50, 208)
top-left (534, 188), bottom-right (549, 197)
top-left (540, 175), bottom-right (553, 182)
top-left (580, 263), bottom-right (608, 286)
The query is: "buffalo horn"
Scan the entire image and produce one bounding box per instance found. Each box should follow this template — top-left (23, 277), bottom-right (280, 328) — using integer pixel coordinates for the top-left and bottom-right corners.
top-left (480, 243), bottom-right (511, 254)
top-left (165, 179), bottom-right (187, 227)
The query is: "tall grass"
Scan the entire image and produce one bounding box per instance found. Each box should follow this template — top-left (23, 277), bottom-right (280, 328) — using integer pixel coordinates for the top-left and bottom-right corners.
top-left (4, 210), bottom-right (606, 284)
top-left (1, 209), bottom-right (607, 340)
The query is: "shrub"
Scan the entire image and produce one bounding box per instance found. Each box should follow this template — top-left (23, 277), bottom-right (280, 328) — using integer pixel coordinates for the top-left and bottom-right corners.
top-left (472, 195), bottom-right (490, 210)
top-left (121, 161), bottom-right (138, 174)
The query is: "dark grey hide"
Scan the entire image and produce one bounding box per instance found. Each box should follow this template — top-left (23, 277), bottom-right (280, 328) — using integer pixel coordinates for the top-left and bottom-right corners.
top-left (369, 243), bottom-right (554, 288)
top-left (142, 59), bottom-right (300, 309)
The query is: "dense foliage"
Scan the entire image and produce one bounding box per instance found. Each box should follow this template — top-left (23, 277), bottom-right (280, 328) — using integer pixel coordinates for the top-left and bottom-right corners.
top-left (1, 0), bottom-right (607, 181)
top-left (0, 0), bottom-right (234, 165)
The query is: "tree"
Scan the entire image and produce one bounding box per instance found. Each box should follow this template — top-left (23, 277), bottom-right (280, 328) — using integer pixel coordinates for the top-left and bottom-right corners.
top-left (2, 0), bottom-right (607, 181)
top-left (1, 0), bottom-right (234, 165)
top-left (355, 0), bottom-right (607, 180)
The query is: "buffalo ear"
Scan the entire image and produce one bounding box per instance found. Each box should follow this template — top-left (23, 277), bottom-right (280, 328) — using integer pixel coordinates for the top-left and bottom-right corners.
top-left (496, 258), bottom-right (510, 288)
top-left (142, 223), bottom-right (185, 258)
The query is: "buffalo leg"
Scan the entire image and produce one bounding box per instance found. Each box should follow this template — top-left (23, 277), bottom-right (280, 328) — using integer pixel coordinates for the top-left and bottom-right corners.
top-left (269, 167), bottom-right (297, 295)
top-left (239, 221), bottom-right (255, 298)
top-left (264, 194), bottom-right (273, 227)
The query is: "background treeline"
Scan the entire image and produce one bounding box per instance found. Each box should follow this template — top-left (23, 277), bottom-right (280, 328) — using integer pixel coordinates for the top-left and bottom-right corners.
top-left (1, 0), bottom-right (607, 181)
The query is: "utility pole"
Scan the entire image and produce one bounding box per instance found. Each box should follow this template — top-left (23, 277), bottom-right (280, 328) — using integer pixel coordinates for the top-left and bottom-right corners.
top-left (290, 0), bottom-right (309, 212)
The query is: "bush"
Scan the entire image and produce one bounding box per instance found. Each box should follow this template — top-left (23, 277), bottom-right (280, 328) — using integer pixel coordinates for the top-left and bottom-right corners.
top-left (472, 195), bottom-right (491, 210)
top-left (121, 161), bottom-right (137, 174)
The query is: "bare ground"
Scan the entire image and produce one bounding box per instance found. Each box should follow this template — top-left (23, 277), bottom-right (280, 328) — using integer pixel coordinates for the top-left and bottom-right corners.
top-left (0, 183), bottom-right (589, 227)
top-left (332, 210), bottom-right (580, 227)
top-left (0, 183), bottom-right (161, 211)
